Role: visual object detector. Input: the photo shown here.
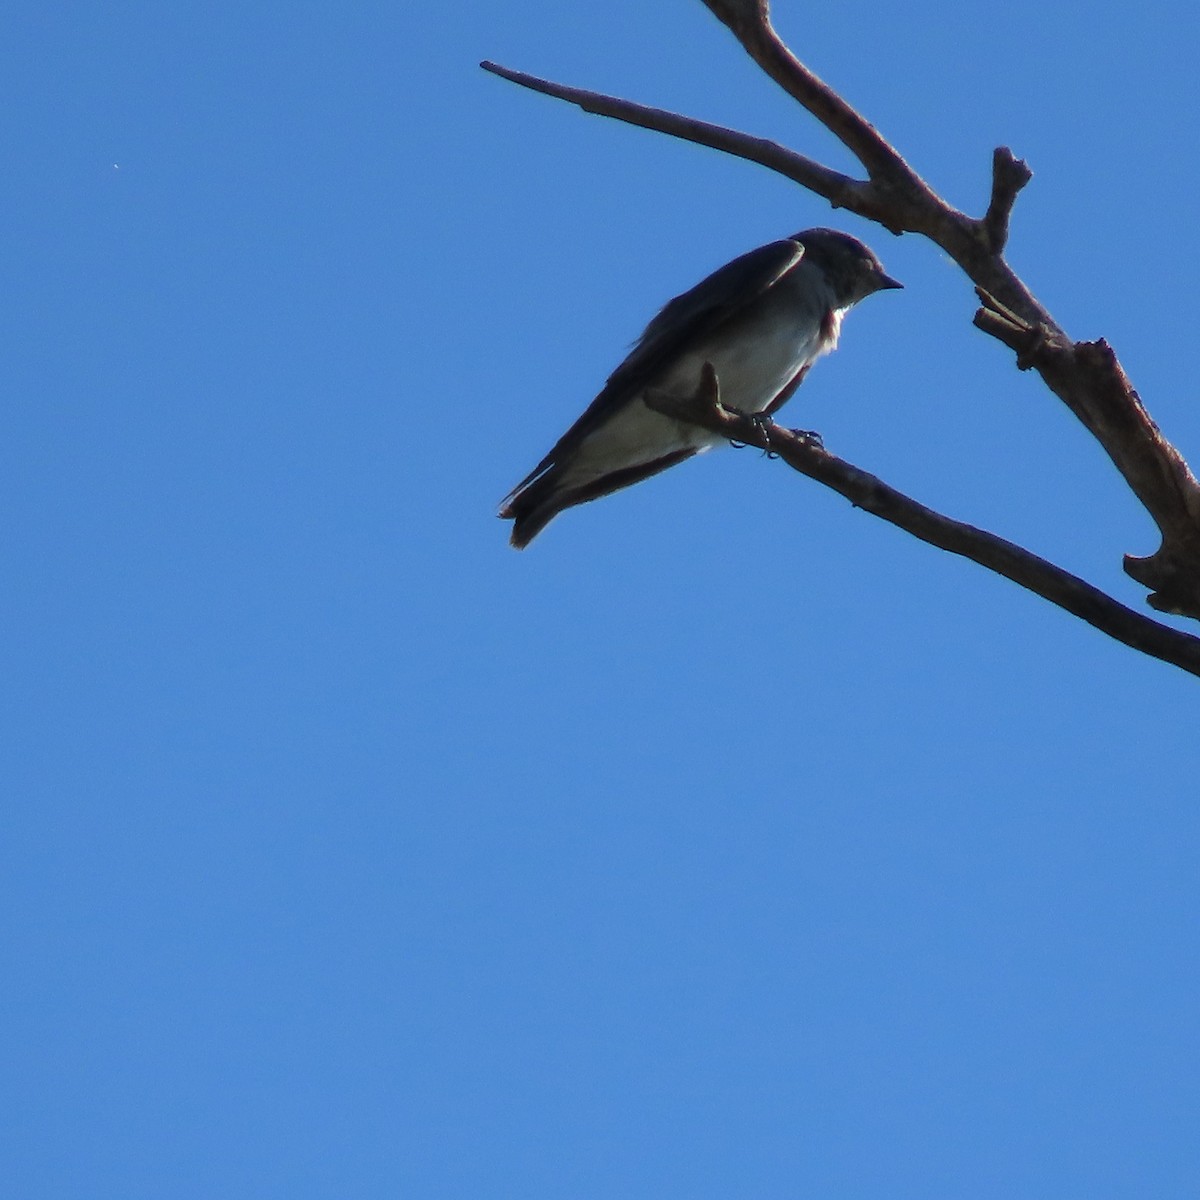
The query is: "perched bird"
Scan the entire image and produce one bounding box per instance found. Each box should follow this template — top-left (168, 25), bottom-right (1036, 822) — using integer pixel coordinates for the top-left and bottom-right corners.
top-left (499, 227), bottom-right (901, 548)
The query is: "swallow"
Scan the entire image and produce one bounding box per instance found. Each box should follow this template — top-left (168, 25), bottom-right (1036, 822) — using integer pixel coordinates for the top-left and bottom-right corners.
top-left (499, 227), bottom-right (901, 548)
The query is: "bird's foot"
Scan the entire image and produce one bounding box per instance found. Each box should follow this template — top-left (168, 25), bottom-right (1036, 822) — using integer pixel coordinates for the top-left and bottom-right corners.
top-left (786, 427), bottom-right (825, 450)
top-left (728, 410), bottom-right (778, 457)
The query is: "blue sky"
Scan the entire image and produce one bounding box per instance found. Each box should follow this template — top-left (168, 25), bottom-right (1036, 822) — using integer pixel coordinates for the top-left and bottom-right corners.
top-left (3, 2), bottom-right (1199, 1196)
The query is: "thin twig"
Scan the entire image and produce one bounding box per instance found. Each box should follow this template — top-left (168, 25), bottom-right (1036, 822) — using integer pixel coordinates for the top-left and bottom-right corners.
top-left (479, 61), bottom-right (869, 214)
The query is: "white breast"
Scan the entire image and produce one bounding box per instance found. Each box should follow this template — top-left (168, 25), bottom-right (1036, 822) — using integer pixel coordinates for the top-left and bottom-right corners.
top-left (659, 316), bottom-right (830, 415)
top-left (558, 273), bottom-right (845, 489)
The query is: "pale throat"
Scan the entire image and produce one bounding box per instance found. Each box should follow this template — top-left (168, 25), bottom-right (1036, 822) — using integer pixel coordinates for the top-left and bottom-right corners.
top-left (820, 304), bottom-right (846, 354)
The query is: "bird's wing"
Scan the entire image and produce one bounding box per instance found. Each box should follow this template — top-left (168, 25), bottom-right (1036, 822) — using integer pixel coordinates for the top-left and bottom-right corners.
top-left (615, 238), bottom-right (805, 388)
top-left (504, 239), bottom-right (804, 499)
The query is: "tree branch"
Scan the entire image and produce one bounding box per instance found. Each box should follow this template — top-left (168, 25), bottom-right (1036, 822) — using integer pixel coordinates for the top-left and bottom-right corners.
top-left (698, 0), bottom-right (924, 200)
top-left (645, 367), bottom-right (1200, 677)
top-left (692, 2), bottom-right (1200, 618)
top-left (481, 26), bottom-right (1200, 621)
top-left (479, 61), bottom-right (872, 217)
top-left (981, 147), bottom-right (1033, 254)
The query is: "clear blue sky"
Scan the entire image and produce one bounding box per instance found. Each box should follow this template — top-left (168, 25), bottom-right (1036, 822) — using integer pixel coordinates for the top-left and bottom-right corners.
top-left (4, 2), bottom-right (1199, 1196)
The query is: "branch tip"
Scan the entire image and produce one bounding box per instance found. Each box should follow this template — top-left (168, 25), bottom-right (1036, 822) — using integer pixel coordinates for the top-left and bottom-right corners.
top-left (477, 58), bottom-right (868, 215)
top-left (979, 146), bottom-right (1033, 253)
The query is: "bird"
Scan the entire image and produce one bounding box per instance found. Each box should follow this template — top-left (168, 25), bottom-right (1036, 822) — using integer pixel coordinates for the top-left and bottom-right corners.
top-left (498, 227), bottom-right (902, 548)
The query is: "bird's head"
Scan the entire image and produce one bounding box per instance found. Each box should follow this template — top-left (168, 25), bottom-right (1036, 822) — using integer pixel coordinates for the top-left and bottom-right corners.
top-left (790, 227), bottom-right (903, 305)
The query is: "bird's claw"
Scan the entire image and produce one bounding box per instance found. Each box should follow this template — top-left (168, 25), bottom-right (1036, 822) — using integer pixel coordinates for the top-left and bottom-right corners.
top-left (728, 410), bottom-right (779, 457)
top-left (787, 427), bottom-right (824, 450)
top-left (730, 413), bottom-right (824, 457)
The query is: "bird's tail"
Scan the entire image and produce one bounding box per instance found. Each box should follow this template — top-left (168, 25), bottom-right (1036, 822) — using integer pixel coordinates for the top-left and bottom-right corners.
top-left (498, 470), bottom-right (564, 550)
top-left (498, 447), bottom-right (698, 549)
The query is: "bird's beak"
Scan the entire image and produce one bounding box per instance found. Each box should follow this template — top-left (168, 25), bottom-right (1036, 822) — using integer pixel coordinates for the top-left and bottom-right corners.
top-left (877, 272), bottom-right (904, 291)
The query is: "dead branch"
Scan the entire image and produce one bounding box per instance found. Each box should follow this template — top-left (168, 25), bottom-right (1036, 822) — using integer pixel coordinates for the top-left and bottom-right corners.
top-left (644, 368), bottom-right (1200, 677)
top-left (982, 148), bottom-right (1034, 255)
top-left (479, 61), bottom-right (869, 216)
top-left (482, 0), bottom-right (1200, 642)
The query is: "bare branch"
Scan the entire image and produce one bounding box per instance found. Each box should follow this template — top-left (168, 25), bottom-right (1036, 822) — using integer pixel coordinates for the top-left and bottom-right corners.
top-left (687, 7), bottom-right (1200, 618)
top-left (981, 147), bottom-right (1033, 254)
top-left (645, 370), bottom-right (1200, 677)
top-left (698, 0), bottom-right (920, 193)
top-left (482, 7), bottom-right (1200, 625)
top-left (700, 0), bottom-right (770, 36)
top-left (479, 61), bottom-right (870, 216)
top-left (972, 288), bottom-right (1055, 372)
